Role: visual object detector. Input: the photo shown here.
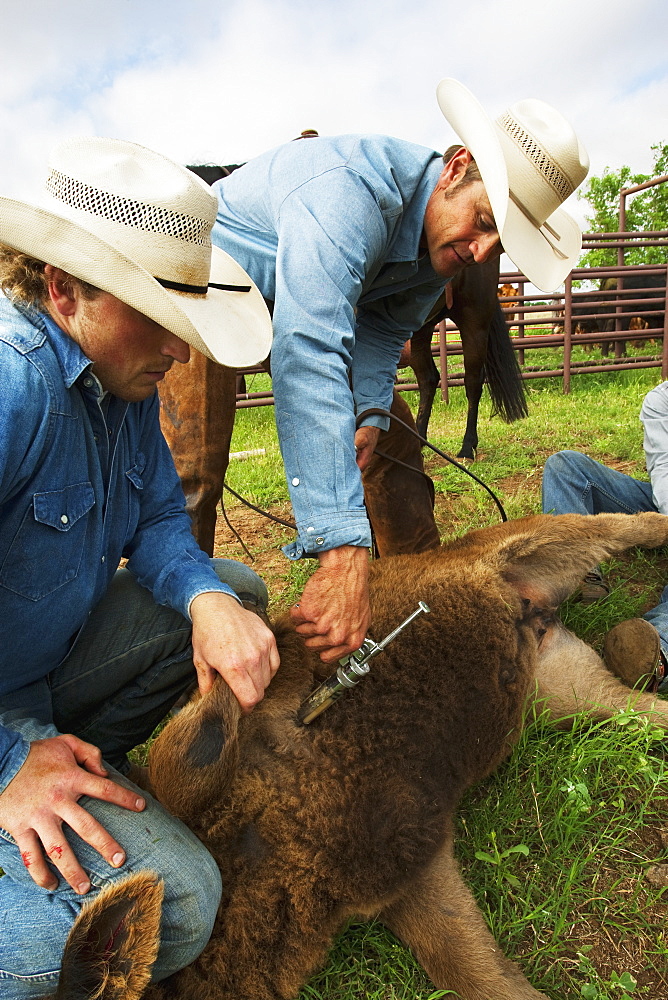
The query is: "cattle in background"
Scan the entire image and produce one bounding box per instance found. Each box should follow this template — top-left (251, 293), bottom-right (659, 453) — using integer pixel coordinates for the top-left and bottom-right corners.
top-left (597, 270), bottom-right (665, 354)
top-left (498, 282), bottom-right (519, 324)
top-left (562, 269), bottom-right (666, 354)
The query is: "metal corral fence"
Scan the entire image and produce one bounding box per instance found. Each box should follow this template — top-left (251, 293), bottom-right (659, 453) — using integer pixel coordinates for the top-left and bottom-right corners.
top-left (235, 231), bottom-right (668, 409)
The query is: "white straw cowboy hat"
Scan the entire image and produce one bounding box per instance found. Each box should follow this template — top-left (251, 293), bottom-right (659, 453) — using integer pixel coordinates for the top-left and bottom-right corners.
top-left (0, 137), bottom-right (272, 366)
top-left (436, 78), bottom-right (589, 292)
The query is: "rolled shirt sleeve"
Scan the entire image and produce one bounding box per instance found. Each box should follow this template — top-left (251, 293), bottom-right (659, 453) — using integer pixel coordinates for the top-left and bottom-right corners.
top-left (270, 169), bottom-right (389, 557)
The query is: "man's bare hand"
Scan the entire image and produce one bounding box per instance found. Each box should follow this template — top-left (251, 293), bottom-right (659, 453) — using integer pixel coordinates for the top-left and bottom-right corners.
top-left (289, 545), bottom-right (370, 662)
top-left (190, 592), bottom-right (280, 711)
top-left (354, 425), bottom-right (381, 471)
top-left (0, 734), bottom-right (145, 895)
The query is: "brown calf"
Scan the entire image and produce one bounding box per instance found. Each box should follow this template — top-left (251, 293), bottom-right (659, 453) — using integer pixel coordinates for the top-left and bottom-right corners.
top-left (498, 282), bottom-right (519, 324)
top-left (49, 512), bottom-right (668, 1000)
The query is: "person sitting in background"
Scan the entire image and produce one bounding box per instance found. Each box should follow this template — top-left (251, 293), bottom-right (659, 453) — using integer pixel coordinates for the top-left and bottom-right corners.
top-left (542, 381), bottom-right (668, 694)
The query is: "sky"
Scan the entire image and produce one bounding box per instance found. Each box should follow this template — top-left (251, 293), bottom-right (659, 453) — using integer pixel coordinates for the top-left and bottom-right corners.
top-left (2, 0), bottom-right (667, 248)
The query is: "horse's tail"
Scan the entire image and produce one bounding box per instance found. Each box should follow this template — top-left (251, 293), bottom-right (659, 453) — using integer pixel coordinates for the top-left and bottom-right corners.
top-left (484, 302), bottom-right (528, 423)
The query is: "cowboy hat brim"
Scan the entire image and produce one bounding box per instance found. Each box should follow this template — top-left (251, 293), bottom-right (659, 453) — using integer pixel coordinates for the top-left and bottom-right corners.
top-left (436, 78), bottom-right (581, 292)
top-left (502, 199), bottom-right (582, 294)
top-left (0, 197), bottom-right (272, 366)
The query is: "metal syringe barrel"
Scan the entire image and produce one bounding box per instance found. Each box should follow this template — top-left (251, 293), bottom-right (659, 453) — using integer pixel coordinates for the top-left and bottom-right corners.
top-left (297, 602), bottom-right (431, 725)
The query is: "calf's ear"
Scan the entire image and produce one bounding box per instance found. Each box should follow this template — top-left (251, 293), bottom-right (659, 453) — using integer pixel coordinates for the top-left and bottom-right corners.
top-left (56, 871), bottom-right (163, 1000)
top-left (149, 675), bottom-right (241, 825)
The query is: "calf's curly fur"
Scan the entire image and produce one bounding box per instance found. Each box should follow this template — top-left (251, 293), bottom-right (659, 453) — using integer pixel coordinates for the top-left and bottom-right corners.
top-left (49, 513), bottom-right (668, 1000)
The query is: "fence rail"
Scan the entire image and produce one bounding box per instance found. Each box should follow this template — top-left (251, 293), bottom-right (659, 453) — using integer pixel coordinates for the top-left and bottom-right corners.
top-left (235, 230), bottom-right (668, 408)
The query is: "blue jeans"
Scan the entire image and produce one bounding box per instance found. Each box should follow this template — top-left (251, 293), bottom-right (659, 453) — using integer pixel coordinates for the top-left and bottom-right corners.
top-left (0, 559), bottom-right (267, 998)
top-left (542, 450), bottom-right (668, 664)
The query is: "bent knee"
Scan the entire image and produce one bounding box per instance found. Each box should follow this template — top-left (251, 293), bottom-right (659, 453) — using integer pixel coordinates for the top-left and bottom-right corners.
top-left (152, 845), bottom-right (222, 980)
top-left (211, 558), bottom-right (268, 610)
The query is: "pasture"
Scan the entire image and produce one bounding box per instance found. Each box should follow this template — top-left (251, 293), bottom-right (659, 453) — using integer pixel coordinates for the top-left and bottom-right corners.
top-left (155, 355), bottom-right (668, 999)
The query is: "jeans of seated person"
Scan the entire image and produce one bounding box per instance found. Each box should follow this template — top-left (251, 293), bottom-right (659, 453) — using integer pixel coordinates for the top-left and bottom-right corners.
top-left (542, 450), bottom-right (668, 685)
top-left (0, 558), bottom-right (267, 998)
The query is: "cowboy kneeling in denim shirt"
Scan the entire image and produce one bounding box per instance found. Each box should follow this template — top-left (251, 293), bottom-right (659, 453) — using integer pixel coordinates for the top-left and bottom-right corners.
top-left (0, 138), bottom-right (277, 998)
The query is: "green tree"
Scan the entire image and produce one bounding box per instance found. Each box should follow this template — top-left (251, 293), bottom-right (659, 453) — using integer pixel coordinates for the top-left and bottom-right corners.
top-left (578, 142), bottom-right (668, 268)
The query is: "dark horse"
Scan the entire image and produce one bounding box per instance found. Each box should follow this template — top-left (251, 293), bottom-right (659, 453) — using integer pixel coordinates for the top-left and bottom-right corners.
top-left (401, 257), bottom-right (527, 459)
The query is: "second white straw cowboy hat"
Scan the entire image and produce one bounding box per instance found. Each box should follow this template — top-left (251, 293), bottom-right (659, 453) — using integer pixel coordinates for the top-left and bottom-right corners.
top-left (0, 137), bottom-right (272, 366)
top-left (436, 78), bottom-right (589, 292)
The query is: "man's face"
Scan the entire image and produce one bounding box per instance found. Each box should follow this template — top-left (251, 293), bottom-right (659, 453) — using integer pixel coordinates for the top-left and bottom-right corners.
top-left (65, 291), bottom-right (191, 402)
top-left (422, 153), bottom-right (502, 278)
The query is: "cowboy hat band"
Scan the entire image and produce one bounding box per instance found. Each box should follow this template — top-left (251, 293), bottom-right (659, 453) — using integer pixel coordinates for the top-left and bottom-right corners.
top-left (0, 137), bottom-right (272, 366)
top-left (436, 78), bottom-right (589, 292)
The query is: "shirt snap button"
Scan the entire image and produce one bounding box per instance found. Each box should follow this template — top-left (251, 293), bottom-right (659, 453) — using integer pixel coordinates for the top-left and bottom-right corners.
top-left (60, 514), bottom-right (69, 525)
top-left (291, 477), bottom-right (300, 486)
top-left (315, 536), bottom-right (324, 545)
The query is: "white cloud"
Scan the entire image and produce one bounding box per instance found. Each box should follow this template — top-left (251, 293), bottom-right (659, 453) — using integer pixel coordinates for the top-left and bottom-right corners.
top-left (2, 0), bottom-right (667, 241)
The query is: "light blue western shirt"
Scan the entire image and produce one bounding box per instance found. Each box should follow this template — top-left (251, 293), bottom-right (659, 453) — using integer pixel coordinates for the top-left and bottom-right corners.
top-left (211, 134), bottom-right (446, 558)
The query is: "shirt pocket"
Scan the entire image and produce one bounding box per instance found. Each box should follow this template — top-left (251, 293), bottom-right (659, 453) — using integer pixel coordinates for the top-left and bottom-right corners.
top-left (0, 482), bottom-right (95, 601)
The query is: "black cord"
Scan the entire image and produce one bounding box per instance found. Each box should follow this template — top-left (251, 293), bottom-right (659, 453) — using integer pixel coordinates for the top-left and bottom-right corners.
top-left (223, 481), bottom-right (297, 529)
top-left (222, 408), bottom-right (507, 536)
top-left (220, 498), bottom-right (255, 561)
top-left (358, 407), bottom-right (507, 522)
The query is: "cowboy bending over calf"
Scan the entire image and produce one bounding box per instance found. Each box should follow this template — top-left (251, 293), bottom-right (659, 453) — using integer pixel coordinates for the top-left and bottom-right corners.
top-left (183, 78), bottom-right (588, 661)
top-left (542, 382), bottom-right (668, 693)
top-left (0, 139), bottom-right (277, 997)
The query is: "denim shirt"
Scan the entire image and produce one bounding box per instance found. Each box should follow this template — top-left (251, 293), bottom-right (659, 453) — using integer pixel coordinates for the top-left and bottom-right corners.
top-left (0, 298), bottom-right (237, 785)
top-left (211, 134), bottom-right (446, 558)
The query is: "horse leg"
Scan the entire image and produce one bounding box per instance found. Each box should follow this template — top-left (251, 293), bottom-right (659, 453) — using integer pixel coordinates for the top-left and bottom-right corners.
top-left (159, 351), bottom-right (237, 555)
top-left (409, 321), bottom-right (440, 439)
top-left (457, 349), bottom-right (483, 460)
top-left (378, 830), bottom-right (546, 1000)
top-left (362, 390), bottom-right (440, 557)
top-left (447, 261), bottom-right (501, 461)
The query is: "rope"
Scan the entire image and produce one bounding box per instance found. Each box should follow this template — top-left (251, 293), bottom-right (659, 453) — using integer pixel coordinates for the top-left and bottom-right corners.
top-left (358, 408), bottom-right (507, 522)
top-left (221, 408), bottom-right (507, 551)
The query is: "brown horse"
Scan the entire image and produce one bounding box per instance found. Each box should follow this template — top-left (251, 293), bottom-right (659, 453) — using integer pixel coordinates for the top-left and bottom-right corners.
top-left (402, 257), bottom-right (527, 459)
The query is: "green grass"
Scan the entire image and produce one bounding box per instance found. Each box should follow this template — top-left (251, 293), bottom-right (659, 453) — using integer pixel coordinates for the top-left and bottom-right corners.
top-left (213, 359), bottom-right (668, 999)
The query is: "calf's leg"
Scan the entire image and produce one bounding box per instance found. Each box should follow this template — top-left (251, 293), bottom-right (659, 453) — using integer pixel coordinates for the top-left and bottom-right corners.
top-left (533, 620), bottom-right (668, 729)
top-left (378, 832), bottom-right (546, 1000)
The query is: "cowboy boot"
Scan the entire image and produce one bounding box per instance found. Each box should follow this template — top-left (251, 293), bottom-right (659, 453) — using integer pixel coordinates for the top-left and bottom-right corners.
top-left (603, 618), bottom-right (665, 691)
top-left (159, 349), bottom-right (237, 555)
top-left (362, 390), bottom-right (441, 557)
